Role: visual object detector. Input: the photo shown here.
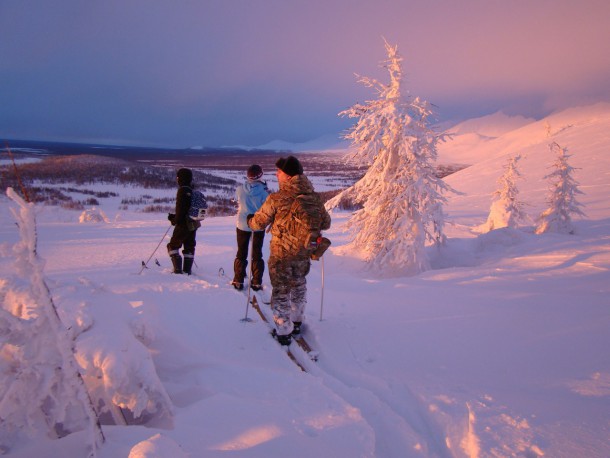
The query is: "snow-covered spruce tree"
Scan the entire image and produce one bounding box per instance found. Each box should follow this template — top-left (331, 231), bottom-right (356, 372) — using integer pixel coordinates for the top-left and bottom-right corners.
top-left (536, 142), bottom-right (585, 234)
top-left (328, 40), bottom-right (451, 275)
top-left (0, 188), bottom-right (104, 456)
top-left (481, 154), bottom-right (527, 232)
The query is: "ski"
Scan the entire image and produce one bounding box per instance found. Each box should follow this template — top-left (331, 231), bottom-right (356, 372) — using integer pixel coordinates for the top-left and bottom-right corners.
top-left (292, 331), bottom-right (319, 362)
top-left (248, 295), bottom-right (306, 372)
top-left (250, 292), bottom-right (319, 363)
top-left (218, 268), bottom-right (318, 367)
top-left (251, 286), bottom-right (271, 305)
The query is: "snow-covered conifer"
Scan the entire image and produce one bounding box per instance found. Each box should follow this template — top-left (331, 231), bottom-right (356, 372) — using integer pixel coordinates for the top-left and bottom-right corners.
top-left (1, 188), bottom-right (104, 456)
top-left (481, 154), bottom-right (527, 232)
top-left (536, 142), bottom-right (585, 234)
top-left (1, 188), bottom-right (174, 456)
top-left (328, 40), bottom-right (451, 275)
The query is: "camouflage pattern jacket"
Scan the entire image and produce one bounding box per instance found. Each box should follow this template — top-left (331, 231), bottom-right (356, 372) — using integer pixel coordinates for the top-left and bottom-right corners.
top-left (248, 174), bottom-right (331, 259)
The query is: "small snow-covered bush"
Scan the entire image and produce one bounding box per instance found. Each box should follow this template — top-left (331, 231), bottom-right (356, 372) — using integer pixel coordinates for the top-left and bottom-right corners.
top-left (79, 207), bottom-right (110, 223)
top-left (479, 154), bottom-right (527, 232)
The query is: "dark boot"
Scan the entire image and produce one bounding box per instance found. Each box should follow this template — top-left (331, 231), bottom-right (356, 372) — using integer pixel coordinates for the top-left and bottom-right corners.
top-left (251, 258), bottom-right (265, 290)
top-left (183, 255), bottom-right (194, 275)
top-left (291, 321), bottom-right (302, 336)
top-left (170, 254), bottom-right (182, 274)
top-left (272, 329), bottom-right (292, 346)
top-left (233, 257), bottom-right (247, 287)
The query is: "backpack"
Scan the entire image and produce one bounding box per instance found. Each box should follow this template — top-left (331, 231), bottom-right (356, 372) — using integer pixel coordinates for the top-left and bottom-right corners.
top-left (281, 194), bottom-right (330, 258)
top-left (188, 189), bottom-right (208, 221)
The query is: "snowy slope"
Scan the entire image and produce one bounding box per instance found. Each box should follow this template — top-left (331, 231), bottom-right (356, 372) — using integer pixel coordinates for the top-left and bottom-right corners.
top-left (436, 111), bottom-right (533, 165)
top-left (443, 102), bottom-right (610, 222)
top-left (1, 103), bottom-right (609, 457)
top-left (448, 111), bottom-right (534, 138)
top-left (436, 105), bottom-right (610, 166)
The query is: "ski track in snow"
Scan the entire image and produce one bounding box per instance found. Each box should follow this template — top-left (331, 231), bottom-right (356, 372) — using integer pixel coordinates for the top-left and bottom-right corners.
top-left (238, 275), bottom-right (452, 456)
top-left (296, 348), bottom-right (454, 458)
top-left (197, 271), bottom-right (432, 457)
top-left (97, 262), bottom-right (446, 457)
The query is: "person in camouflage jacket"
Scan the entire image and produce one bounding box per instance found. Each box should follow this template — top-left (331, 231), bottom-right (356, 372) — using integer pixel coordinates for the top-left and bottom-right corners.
top-left (248, 156), bottom-right (331, 345)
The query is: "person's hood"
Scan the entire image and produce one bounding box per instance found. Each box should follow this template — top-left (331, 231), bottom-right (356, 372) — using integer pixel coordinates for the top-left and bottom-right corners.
top-left (280, 174), bottom-right (314, 195)
top-left (177, 168), bottom-right (192, 187)
top-left (244, 180), bottom-right (268, 196)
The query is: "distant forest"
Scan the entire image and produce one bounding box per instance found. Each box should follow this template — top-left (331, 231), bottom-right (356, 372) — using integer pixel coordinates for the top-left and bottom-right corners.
top-left (1, 139), bottom-right (464, 214)
top-left (0, 142), bottom-right (242, 215)
top-left (0, 141), bottom-right (350, 215)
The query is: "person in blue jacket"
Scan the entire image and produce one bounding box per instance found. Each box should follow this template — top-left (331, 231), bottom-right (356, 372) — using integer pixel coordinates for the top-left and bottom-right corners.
top-left (232, 164), bottom-right (269, 290)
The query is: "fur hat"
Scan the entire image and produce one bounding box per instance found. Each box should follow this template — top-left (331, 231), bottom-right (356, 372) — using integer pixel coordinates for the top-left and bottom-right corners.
top-left (247, 164), bottom-right (264, 181)
top-left (176, 168), bottom-right (193, 186)
top-left (275, 156), bottom-right (303, 177)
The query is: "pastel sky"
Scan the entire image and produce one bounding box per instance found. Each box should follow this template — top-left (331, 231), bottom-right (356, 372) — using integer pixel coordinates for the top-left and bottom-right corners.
top-left (1, 0), bottom-right (609, 148)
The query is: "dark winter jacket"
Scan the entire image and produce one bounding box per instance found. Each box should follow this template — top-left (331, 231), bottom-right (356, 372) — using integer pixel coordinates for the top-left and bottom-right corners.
top-left (171, 170), bottom-right (198, 228)
top-left (248, 174), bottom-right (331, 259)
top-left (174, 186), bottom-right (193, 226)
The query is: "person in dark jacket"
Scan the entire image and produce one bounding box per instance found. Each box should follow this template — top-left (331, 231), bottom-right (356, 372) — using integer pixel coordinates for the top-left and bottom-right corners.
top-left (232, 164), bottom-right (269, 291)
top-left (167, 168), bottom-right (200, 274)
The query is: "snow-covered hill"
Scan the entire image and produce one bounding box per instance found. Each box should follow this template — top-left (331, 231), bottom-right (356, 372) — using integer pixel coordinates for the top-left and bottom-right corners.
top-left (1, 103), bottom-right (609, 457)
top-left (437, 103), bottom-right (610, 168)
top-left (448, 111), bottom-right (534, 138)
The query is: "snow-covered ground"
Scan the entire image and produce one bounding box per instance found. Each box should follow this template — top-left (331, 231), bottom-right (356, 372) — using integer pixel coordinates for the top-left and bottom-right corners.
top-left (1, 103), bottom-right (609, 457)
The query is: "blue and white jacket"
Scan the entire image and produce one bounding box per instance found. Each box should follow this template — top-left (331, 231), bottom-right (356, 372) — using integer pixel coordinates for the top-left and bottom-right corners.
top-left (236, 180), bottom-right (269, 232)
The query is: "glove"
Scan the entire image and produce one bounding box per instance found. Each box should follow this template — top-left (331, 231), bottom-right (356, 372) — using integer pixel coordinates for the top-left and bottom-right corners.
top-left (246, 214), bottom-right (254, 228)
top-left (168, 213), bottom-right (176, 225)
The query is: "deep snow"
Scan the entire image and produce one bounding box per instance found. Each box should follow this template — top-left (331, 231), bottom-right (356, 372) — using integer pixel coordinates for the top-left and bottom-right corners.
top-left (1, 103), bottom-right (609, 457)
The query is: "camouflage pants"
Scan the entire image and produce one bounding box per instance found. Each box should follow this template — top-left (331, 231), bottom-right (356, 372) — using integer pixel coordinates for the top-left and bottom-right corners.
top-left (268, 255), bottom-right (311, 336)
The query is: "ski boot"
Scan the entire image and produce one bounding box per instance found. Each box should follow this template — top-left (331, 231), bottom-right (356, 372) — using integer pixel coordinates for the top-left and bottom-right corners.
top-left (272, 329), bottom-right (292, 346)
top-left (183, 253), bottom-right (194, 275)
top-left (291, 321), bottom-right (302, 336)
top-left (170, 254), bottom-right (182, 274)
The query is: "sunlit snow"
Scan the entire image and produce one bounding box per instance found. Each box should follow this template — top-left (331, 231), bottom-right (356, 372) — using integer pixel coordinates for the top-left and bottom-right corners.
top-left (1, 103), bottom-right (610, 457)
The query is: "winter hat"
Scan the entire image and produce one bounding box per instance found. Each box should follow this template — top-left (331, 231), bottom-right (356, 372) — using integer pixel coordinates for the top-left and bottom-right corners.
top-left (247, 164), bottom-right (264, 181)
top-left (275, 156), bottom-right (303, 177)
top-left (176, 168), bottom-right (193, 186)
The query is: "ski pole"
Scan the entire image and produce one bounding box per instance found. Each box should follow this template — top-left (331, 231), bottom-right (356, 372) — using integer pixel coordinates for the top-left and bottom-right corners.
top-left (139, 225), bottom-right (172, 274)
top-left (241, 234), bottom-right (254, 322)
top-left (319, 256), bottom-right (325, 321)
